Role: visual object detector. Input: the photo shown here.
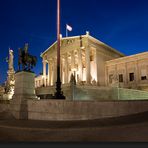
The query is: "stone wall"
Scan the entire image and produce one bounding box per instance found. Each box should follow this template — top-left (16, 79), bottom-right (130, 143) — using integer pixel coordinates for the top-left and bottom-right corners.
top-left (113, 88), bottom-right (148, 100)
top-left (28, 99), bottom-right (148, 121)
top-left (1, 98), bottom-right (148, 121)
top-left (36, 85), bottom-right (116, 100)
top-left (75, 86), bottom-right (113, 100)
top-left (35, 84), bottom-right (72, 100)
top-left (0, 103), bottom-right (10, 113)
top-left (36, 85), bottom-right (148, 101)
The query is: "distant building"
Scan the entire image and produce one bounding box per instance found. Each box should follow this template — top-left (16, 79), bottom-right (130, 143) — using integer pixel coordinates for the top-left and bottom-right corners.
top-left (106, 52), bottom-right (148, 91)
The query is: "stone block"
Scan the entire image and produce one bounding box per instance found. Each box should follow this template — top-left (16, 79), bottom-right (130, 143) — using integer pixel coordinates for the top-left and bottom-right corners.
top-left (14, 71), bottom-right (36, 97)
top-left (10, 71), bottom-right (37, 120)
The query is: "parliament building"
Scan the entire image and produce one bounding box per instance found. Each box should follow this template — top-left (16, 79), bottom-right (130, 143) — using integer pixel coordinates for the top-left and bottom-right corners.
top-left (35, 32), bottom-right (148, 100)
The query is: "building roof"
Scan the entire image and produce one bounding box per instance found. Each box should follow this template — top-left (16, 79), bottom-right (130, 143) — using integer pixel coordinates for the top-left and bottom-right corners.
top-left (106, 51), bottom-right (148, 66)
top-left (41, 32), bottom-right (125, 58)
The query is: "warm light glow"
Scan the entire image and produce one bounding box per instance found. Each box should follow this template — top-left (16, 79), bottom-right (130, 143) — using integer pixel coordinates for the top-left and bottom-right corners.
top-left (90, 61), bottom-right (97, 82)
top-left (82, 68), bottom-right (86, 81)
top-left (51, 71), bottom-right (53, 86)
top-left (62, 72), bottom-right (65, 84)
top-left (71, 68), bottom-right (77, 72)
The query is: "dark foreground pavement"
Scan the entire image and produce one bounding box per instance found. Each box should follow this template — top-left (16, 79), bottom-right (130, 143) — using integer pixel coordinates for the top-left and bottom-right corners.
top-left (0, 112), bottom-right (148, 142)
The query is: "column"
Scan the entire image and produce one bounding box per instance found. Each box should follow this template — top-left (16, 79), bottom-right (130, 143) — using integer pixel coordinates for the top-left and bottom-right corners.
top-left (135, 60), bottom-right (139, 84)
top-left (85, 46), bottom-right (91, 84)
top-left (71, 50), bottom-right (75, 70)
top-left (47, 60), bottom-right (52, 86)
top-left (78, 48), bottom-right (83, 81)
top-left (43, 60), bottom-right (47, 87)
top-left (53, 58), bottom-right (57, 85)
top-left (125, 62), bottom-right (129, 87)
top-left (125, 63), bottom-right (128, 86)
top-left (95, 49), bottom-right (99, 85)
top-left (50, 61), bottom-right (53, 86)
top-left (60, 57), bottom-right (63, 84)
top-left (64, 54), bottom-right (68, 84)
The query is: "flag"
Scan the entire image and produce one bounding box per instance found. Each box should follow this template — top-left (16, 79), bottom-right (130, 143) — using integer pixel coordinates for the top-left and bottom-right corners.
top-left (66, 24), bottom-right (72, 32)
top-left (6, 57), bottom-right (8, 63)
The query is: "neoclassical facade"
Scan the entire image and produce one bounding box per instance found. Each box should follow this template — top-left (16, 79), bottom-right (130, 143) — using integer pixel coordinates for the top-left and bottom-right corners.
top-left (35, 32), bottom-right (148, 91)
top-left (35, 32), bottom-right (124, 88)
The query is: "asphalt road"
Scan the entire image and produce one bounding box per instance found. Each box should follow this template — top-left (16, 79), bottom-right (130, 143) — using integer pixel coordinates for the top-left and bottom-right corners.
top-left (0, 112), bottom-right (148, 142)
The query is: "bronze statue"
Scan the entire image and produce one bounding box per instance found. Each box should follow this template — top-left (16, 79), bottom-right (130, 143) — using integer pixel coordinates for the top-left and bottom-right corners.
top-left (18, 44), bottom-right (37, 72)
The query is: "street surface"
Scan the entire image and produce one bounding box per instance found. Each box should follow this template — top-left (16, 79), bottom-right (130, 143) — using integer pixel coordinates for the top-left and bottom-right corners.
top-left (0, 112), bottom-right (148, 142)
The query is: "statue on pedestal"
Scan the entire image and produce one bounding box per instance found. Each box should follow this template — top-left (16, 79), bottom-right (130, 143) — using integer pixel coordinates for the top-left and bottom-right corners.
top-left (8, 49), bottom-right (14, 71)
top-left (4, 48), bottom-right (15, 98)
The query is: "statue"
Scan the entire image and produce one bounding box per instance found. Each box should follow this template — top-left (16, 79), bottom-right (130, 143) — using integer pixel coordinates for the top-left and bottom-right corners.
top-left (92, 79), bottom-right (97, 86)
top-left (70, 73), bottom-right (76, 85)
top-left (4, 48), bottom-right (15, 99)
top-left (8, 49), bottom-right (14, 70)
top-left (18, 43), bottom-right (37, 72)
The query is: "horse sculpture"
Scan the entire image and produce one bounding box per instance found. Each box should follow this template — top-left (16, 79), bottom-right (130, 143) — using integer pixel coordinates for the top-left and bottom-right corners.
top-left (18, 44), bottom-right (37, 72)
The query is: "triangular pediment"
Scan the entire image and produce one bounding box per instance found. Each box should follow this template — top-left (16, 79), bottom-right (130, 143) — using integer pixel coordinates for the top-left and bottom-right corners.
top-left (41, 34), bottom-right (125, 58)
top-left (41, 35), bottom-right (87, 57)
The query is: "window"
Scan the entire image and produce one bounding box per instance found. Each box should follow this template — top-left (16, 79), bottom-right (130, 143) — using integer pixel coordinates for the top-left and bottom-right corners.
top-left (109, 74), bottom-right (113, 84)
top-left (129, 73), bottom-right (134, 81)
top-left (119, 74), bottom-right (123, 83)
top-left (141, 76), bottom-right (147, 80)
top-left (141, 69), bottom-right (147, 81)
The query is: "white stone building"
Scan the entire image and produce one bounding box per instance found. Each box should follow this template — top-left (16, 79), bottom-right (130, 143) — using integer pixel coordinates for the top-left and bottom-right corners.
top-left (106, 52), bottom-right (148, 91)
top-left (35, 32), bottom-right (124, 87)
top-left (35, 32), bottom-right (148, 99)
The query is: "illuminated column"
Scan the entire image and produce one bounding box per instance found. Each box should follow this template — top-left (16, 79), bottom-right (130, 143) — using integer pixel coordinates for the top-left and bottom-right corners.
top-left (71, 50), bottom-right (75, 70)
top-left (85, 46), bottom-right (91, 84)
top-left (135, 60), bottom-right (139, 84)
top-left (52, 59), bottom-right (56, 85)
top-left (64, 54), bottom-right (68, 84)
top-left (60, 57), bottom-right (63, 84)
top-left (125, 62), bottom-right (129, 87)
top-left (125, 63), bottom-right (128, 86)
top-left (78, 48), bottom-right (83, 81)
top-left (50, 62), bottom-right (52, 86)
top-left (43, 60), bottom-right (47, 86)
top-left (47, 61), bottom-right (52, 86)
top-left (95, 49), bottom-right (99, 85)
top-left (51, 61), bottom-right (54, 86)
top-left (52, 58), bottom-right (57, 86)
top-left (47, 61), bottom-right (49, 86)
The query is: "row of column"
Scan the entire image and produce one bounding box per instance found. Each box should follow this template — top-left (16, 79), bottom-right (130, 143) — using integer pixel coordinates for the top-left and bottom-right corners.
top-left (42, 46), bottom-right (97, 86)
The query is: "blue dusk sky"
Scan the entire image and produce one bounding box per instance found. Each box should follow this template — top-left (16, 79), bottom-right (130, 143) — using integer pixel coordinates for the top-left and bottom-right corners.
top-left (0, 0), bottom-right (148, 84)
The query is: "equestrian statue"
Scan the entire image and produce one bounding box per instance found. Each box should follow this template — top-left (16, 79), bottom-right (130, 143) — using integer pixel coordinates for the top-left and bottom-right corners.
top-left (18, 43), bottom-right (37, 72)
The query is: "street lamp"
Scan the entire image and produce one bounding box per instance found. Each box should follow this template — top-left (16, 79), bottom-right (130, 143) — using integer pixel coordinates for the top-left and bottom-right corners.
top-left (54, 0), bottom-right (66, 99)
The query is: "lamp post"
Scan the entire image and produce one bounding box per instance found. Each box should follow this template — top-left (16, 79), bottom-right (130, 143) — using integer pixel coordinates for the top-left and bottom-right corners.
top-left (54, 0), bottom-right (65, 99)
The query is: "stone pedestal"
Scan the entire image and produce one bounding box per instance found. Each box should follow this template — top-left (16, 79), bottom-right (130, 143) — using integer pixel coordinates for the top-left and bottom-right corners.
top-left (10, 71), bottom-right (37, 120)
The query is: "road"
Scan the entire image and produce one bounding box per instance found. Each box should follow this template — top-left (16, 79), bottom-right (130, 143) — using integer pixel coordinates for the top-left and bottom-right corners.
top-left (0, 112), bottom-right (148, 142)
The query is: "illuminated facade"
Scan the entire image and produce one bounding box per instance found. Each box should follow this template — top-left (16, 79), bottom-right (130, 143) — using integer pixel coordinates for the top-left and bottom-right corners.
top-left (106, 52), bottom-right (148, 91)
top-left (35, 32), bottom-right (148, 92)
top-left (35, 32), bottom-right (124, 87)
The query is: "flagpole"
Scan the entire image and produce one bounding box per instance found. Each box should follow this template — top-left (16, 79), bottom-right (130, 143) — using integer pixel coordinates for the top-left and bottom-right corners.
top-left (66, 25), bottom-right (68, 37)
top-left (54, 0), bottom-right (65, 99)
top-left (66, 27), bottom-right (68, 37)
